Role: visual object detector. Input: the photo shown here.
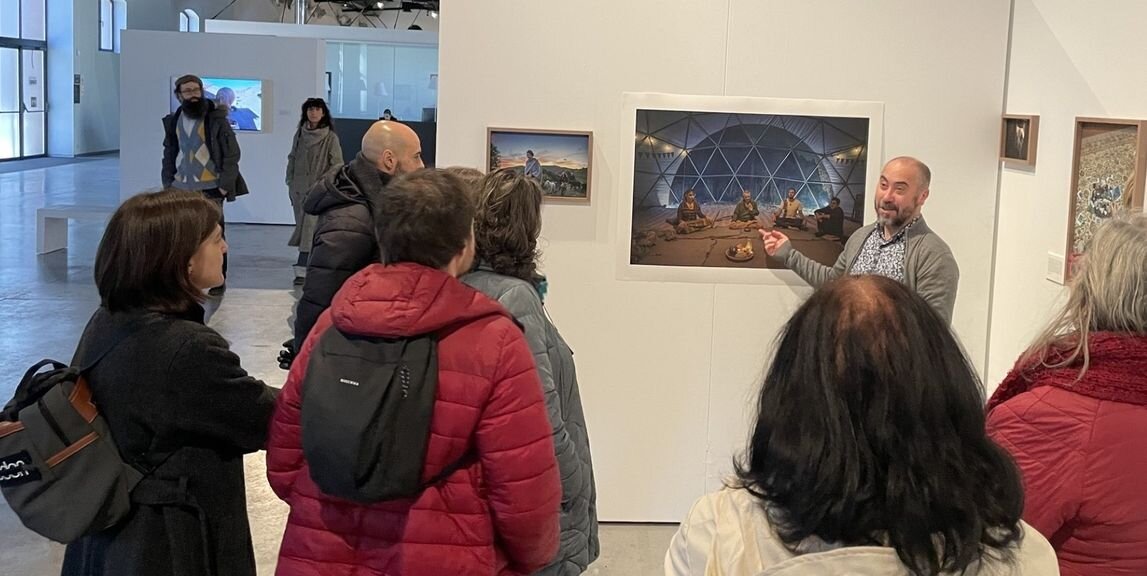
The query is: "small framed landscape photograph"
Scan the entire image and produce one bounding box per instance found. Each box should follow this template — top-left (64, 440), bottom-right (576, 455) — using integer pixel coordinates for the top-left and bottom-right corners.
top-left (1000, 114), bottom-right (1038, 167)
top-left (486, 128), bottom-right (593, 204)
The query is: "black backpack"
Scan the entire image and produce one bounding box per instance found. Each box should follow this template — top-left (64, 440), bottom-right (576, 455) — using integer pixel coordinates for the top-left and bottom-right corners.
top-left (301, 327), bottom-right (473, 503)
top-left (0, 354), bottom-right (140, 543)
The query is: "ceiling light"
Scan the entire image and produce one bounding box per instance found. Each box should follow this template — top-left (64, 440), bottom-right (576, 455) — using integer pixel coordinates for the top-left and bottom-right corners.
top-left (429, 10), bottom-right (438, 18)
top-left (375, 2), bottom-right (383, 8)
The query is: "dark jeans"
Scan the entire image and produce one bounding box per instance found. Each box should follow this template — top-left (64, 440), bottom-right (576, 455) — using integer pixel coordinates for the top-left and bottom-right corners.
top-left (203, 190), bottom-right (227, 278)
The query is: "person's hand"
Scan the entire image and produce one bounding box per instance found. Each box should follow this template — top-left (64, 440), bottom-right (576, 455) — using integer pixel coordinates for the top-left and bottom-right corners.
top-left (759, 229), bottom-right (790, 256)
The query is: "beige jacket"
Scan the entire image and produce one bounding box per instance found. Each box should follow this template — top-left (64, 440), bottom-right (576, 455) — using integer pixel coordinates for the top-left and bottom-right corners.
top-left (665, 488), bottom-right (1059, 576)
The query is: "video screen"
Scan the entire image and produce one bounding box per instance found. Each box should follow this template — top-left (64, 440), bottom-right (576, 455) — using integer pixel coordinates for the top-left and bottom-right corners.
top-left (170, 77), bottom-right (264, 132)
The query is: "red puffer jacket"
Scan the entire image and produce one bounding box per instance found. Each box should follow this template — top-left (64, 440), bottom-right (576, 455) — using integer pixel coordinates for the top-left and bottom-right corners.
top-left (266, 263), bottom-right (561, 576)
top-left (986, 333), bottom-right (1147, 576)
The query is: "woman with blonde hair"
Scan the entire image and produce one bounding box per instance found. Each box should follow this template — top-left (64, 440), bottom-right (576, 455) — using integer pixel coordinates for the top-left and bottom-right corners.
top-left (462, 169), bottom-right (599, 575)
top-left (987, 215), bottom-right (1147, 575)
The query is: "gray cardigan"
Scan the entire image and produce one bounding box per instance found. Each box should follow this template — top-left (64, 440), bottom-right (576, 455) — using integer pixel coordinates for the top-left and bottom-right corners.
top-left (776, 216), bottom-right (960, 323)
top-left (462, 268), bottom-right (600, 576)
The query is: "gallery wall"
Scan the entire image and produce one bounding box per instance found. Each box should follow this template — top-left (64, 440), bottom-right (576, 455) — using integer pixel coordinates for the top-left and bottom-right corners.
top-left (986, 0), bottom-right (1147, 385)
top-left (118, 31), bottom-right (325, 224)
top-left (437, 0), bottom-right (1011, 521)
top-left (44, 0), bottom-right (119, 157)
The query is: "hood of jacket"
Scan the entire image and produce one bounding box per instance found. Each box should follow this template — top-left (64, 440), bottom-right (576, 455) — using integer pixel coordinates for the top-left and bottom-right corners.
top-left (303, 153), bottom-right (391, 216)
top-left (329, 262), bottom-right (510, 339)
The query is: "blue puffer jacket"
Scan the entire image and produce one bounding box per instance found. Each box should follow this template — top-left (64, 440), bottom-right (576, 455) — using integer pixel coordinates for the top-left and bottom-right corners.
top-left (462, 266), bottom-right (600, 575)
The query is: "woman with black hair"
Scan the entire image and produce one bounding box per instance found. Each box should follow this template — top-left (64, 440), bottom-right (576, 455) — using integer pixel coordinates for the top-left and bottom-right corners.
top-left (665, 275), bottom-right (1057, 575)
top-left (286, 97), bottom-right (343, 285)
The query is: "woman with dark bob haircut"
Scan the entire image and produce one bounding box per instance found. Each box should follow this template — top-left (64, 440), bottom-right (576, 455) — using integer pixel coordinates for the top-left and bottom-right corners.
top-left (666, 275), bottom-right (1058, 576)
top-left (462, 169), bottom-right (599, 575)
top-left (61, 190), bottom-right (278, 576)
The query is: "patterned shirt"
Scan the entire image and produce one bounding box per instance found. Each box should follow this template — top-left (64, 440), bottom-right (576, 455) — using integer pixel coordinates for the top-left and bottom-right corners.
top-left (848, 218), bottom-right (919, 282)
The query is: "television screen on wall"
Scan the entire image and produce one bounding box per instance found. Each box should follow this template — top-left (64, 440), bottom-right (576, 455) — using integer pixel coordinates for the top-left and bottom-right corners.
top-left (170, 77), bottom-right (264, 132)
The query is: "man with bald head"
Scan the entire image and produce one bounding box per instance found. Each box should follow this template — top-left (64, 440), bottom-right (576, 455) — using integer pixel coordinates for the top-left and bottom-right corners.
top-left (292, 120), bottom-right (424, 351)
top-left (760, 156), bottom-right (959, 323)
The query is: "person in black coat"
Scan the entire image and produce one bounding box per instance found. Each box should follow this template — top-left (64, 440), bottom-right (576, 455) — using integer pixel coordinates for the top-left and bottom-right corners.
top-left (162, 74), bottom-right (249, 293)
top-left (292, 120), bottom-right (424, 352)
top-left (61, 190), bottom-right (278, 576)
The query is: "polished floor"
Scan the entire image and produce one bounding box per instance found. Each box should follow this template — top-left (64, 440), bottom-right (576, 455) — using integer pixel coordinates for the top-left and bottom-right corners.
top-left (0, 156), bottom-right (676, 575)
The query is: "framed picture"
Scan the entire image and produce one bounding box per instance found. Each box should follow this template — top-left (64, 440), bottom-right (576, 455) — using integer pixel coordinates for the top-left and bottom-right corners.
top-left (486, 128), bottom-right (593, 204)
top-left (1065, 117), bottom-right (1147, 280)
top-left (1000, 114), bottom-right (1039, 167)
top-left (169, 76), bottom-right (265, 132)
top-left (617, 92), bottom-right (884, 285)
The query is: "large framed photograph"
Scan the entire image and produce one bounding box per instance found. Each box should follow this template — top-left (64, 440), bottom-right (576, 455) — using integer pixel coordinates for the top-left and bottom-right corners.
top-left (1000, 114), bottom-right (1038, 167)
top-left (486, 128), bottom-right (593, 204)
top-left (1065, 117), bottom-right (1147, 280)
top-left (617, 92), bottom-right (884, 285)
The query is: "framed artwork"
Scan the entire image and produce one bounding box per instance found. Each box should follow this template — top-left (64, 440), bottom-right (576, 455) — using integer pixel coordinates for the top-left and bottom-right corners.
top-left (617, 92), bottom-right (884, 286)
top-left (1000, 114), bottom-right (1038, 167)
top-left (486, 128), bottom-right (593, 205)
top-left (1065, 117), bottom-right (1147, 280)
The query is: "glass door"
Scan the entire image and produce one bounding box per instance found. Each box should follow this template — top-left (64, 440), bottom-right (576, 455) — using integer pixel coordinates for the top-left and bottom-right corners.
top-left (21, 48), bottom-right (44, 156)
top-left (0, 47), bottom-right (18, 159)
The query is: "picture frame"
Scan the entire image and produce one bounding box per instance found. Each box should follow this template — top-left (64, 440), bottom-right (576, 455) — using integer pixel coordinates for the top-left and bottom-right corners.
top-left (485, 128), bottom-right (593, 205)
top-left (617, 92), bottom-right (884, 286)
top-left (1064, 116), bottom-right (1147, 280)
top-left (1000, 114), bottom-right (1038, 167)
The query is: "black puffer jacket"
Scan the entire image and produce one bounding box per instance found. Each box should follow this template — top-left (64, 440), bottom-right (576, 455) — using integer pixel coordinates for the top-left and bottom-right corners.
top-left (293, 154), bottom-right (391, 351)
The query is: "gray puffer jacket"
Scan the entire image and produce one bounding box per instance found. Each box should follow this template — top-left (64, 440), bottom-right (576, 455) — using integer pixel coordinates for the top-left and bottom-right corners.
top-left (462, 267), bottom-right (600, 575)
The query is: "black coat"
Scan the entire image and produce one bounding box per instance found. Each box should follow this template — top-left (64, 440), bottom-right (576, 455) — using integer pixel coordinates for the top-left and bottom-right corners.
top-left (61, 306), bottom-right (278, 576)
top-left (162, 101), bottom-right (249, 201)
top-left (293, 155), bottom-right (391, 351)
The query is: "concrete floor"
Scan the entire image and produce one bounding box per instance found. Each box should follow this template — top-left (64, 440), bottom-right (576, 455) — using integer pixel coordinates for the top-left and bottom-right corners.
top-left (0, 156), bottom-right (677, 575)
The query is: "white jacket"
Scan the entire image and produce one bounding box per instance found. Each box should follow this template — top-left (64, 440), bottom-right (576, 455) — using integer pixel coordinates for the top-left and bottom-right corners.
top-left (665, 488), bottom-right (1059, 576)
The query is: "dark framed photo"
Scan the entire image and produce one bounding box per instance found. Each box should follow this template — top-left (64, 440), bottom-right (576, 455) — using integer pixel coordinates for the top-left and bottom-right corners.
top-left (1065, 117), bottom-right (1147, 280)
top-left (486, 128), bottom-right (593, 205)
top-left (1000, 114), bottom-right (1038, 167)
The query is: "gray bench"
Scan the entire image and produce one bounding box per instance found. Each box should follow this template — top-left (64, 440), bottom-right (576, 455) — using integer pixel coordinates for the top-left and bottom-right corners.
top-left (36, 205), bottom-right (116, 254)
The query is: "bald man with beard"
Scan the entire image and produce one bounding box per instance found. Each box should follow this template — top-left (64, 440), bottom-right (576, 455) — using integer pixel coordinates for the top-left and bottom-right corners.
top-left (293, 121), bottom-right (424, 351)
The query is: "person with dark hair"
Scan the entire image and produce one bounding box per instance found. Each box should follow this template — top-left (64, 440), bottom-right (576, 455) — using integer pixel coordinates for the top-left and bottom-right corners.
top-left (213, 87), bottom-right (258, 131)
top-left (61, 190), bottom-right (278, 576)
top-left (462, 170), bottom-right (600, 575)
top-left (162, 74), bottom-right (248, 296)
top-left (762, 156), bottom-right (960, 323)
top-left (814, 196), bottom-right (845, 238)
top-left (381, 108), bottom-right (396, 121)
top-left (666, 275), bottom-right (1057, 576)
top-left (987, 215), bottom-right (1147, 575)
top-left (267, 169), bottom-right (561, 575)
top-left (292, 120), bottom-right (423, 353)
top-left (286, 97), bottom-right (343, 285)
top-left (772, 187), bottom-right (806, 229)
top-left (666, 189), bottom-right (713, 234)
top-left (524, 149), bottom-right (543, 180)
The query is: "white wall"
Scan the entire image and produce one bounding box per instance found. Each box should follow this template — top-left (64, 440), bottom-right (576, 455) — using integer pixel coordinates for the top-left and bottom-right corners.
top-left (438, 0), bottom-right (1011, 521)
top-left (119, 31), bottom-right (325, 224)
top-left (73, 0), bottom-right (120, 154)
top-left (986, 0), bottom-right (1144, 386)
